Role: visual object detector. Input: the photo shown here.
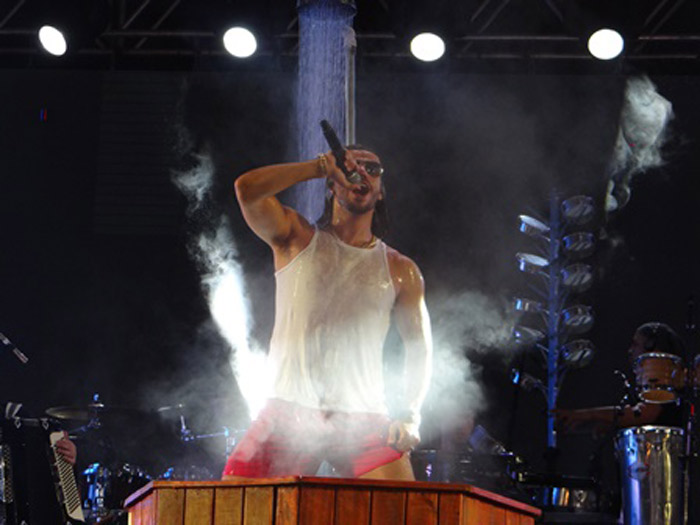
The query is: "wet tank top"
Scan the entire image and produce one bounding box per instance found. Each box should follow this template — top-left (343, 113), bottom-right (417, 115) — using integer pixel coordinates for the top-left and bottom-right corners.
top-left (268, 228), bottom-right (396, 414)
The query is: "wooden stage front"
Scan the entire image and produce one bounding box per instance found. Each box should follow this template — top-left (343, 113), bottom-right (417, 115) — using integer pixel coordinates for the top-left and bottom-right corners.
top-left (125, 477), bottom-right (541, 524)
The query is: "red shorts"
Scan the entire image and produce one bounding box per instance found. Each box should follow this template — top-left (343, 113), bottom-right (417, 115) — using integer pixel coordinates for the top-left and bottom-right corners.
top-left (222, 399), bottom-right (401, 478)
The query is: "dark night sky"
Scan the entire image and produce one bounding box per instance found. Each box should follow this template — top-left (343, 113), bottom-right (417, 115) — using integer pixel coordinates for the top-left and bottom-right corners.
top-left (1, 65), bottom-right (699, 484)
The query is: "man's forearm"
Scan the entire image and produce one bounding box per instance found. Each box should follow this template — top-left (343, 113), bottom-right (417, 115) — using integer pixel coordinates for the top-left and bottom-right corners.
top-left (403, 339), bottom-right (432, 425)
top-left (234, 158), bottom-right (322, 205)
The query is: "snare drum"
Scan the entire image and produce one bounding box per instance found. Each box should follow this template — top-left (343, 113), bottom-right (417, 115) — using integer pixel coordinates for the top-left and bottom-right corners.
top-left (633, 352), bottom-right (685, 403)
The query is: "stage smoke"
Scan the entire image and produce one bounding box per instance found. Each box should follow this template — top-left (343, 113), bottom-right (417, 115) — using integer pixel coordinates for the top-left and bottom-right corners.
top-left (172, 152), bottom-right (269, 420)
top-left (423, 290), bottom-right (515, 432)
top-left (607, 76), bottom-right (674, 211)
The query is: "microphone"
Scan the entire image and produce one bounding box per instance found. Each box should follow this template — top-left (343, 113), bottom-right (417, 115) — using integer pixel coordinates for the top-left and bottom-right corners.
top-left (0, 332), bottom-right (29, 364)
top-left (319, 120), bottom-right (362, 185)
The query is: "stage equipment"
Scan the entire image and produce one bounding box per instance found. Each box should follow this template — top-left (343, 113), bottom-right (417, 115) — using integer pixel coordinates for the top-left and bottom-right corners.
top-left (588, 28), bottom-right (624, 60)
top-left (512, 194), bottom-right (598, 455)
top-left (0, 415), bottom-right (85, 523)
top-left (125, 477), bottom-right (542, 524)
top-left (615, 426), bottom-right (684, 525)
top-left (518, 215), bottom-right (550, 239)
top-left (320, 119), bottom-right (362, 184)
top-left (633, 352), bottom-right (686, 404)
top-left (82, 462), bottom-right (151, 523)
top-left (410, 32), bottom-right (446, 62)
top-left (222, 27), bottom-right (257, 58)
top-left (295, 0), bottom-right (357, 221)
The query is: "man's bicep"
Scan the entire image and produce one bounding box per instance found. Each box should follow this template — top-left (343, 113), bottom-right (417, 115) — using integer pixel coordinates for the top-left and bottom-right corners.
top-left (239, 196), bottom-right (296, 247)
top-left (394, 263), bottom-right (432, 346)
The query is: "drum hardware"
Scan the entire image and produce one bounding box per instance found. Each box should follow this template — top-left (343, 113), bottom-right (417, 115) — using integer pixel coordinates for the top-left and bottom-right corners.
top-left (82, 462), bottom-right (151, 524)
top-left (46, 394), bottom-right (151, 425)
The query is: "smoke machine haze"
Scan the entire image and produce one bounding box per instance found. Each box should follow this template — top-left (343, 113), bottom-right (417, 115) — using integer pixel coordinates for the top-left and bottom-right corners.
top-left (172, 152), bottom-right (269, 420)
top-left (607, 76), bottom-right (674, 211)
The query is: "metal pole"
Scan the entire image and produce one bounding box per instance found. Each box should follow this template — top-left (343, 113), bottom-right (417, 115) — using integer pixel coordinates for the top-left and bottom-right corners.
top-left (546, 191), bottom-right (561, 452)
top-left (344, 26), bottom-right (357, 145)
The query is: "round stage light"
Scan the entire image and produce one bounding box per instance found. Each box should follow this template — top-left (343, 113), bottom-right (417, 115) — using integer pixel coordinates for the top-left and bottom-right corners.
top-left (410, 32), bottom-right (445, 62)
top-left (223, 27), bottom-right (257, 58)
top-left (587, 28), bottom-right (624, 60)
top-left (38, 25), bottom-right (67, 56)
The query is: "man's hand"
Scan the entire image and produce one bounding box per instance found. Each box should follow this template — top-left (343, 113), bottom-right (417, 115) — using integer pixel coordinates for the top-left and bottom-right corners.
top-left (387, 420), bottom-right (420, 452)
top-left (55, 431), bottom-right (77, 466)
top-left (324, 149), bottom-right (361, 191)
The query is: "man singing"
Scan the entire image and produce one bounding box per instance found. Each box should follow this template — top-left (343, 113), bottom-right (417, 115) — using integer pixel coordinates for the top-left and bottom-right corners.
top-left (222, 145), bottom-right (432, 481)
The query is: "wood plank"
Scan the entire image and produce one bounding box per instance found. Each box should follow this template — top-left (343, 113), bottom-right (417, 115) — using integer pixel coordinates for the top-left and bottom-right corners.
top-left (214, 487), bottom-right (244, 525)
top-left (463, 496), bottom-right (487, 525)
top-left (275, 486), bottom-right (300, 525)
top-left (185, 488), bottom-right (214, 525)
top-left (130, 500), bottom-right (142, 525)
top-left (243, 486), bottom-right (274, 525)
top-left (438, 493), bottom-right (462, 525)
top-left (406, 491), bottom-right (438, 525)
top-left (335, 487), bottom-right (370, 525)
top-left (155, 488), bottom-right (185, 525)
top-left (299, 486), bottom-right (335, 525)
top-left (505, 509), bottom-right (522, 525)
top-left (133, 492), bottom-right (156, 525)
top-left (371, 490), bottom-right (406, 525)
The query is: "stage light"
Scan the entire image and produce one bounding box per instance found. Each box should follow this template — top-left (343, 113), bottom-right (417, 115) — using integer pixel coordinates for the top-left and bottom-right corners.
top-left (38, 25), bottom-right (67, 56)
top-left (409, 32), bottom-right (445, 62)
top-left (223, 27), bottom-right (257, 58)
top-left (587, 28), bottom-right (624, 60)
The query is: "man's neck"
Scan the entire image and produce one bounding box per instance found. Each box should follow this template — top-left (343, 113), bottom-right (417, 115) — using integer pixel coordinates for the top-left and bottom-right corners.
top-left (329, 210), bottom-right (375, 248)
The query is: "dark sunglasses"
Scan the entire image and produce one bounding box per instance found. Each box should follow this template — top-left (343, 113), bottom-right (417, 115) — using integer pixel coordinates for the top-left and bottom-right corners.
top-left (356, 159), bottom-right (384, 177)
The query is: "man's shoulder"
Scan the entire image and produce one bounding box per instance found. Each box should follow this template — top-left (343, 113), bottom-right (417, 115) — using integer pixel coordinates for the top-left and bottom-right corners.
top-left (384, 245), bottom-right (424, 289)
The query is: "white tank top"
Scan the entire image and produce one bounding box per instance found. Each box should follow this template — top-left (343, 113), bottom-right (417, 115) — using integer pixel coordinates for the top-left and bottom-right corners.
top-left (268, 228), bottom-right (396, 414)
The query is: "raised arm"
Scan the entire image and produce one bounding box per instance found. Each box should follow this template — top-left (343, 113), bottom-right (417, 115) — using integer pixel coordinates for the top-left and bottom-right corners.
top-left (234, 159), bottom-right (321, 249)
top-left (388, 253), bottom-right (433, 451)
top-left (234, 154), bottom-right (360, 256)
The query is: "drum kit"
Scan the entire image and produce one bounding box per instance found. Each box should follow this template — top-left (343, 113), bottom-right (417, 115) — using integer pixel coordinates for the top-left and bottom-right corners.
top-left (45, 394), bottom-right (244, 524)
top-left (614, 351), bottom-right (699, 525)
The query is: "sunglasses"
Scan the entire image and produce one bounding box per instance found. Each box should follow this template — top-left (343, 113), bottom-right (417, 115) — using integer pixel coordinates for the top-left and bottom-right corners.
top-left (356, 159), bottom-right (384, 177)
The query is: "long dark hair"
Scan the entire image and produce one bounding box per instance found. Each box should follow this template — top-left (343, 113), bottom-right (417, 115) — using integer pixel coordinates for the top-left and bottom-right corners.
top-left (636, 322), bottom-right (685, 356)
top-left (316, 144), bottom-right (390, 239)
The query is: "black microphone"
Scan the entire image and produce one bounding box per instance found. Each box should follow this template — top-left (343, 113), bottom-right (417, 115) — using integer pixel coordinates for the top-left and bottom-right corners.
top-left (319, 120), bottom-right (362, 185)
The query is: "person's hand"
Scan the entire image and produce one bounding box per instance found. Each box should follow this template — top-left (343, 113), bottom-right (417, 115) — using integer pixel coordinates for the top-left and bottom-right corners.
top-left (323, 149), bottom-right (362, 192)
top-left (55, 431), bottom-right (77, 466)
top-left (387, 420), bottom-right (420, 452)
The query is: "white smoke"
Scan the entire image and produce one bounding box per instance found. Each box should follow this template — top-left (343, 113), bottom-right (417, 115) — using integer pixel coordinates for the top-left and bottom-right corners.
top-left (607, 76), bottom-right (674, 211)
top-left (172, 153), bottom-right (269, 420)
top-left (424, 290), bottom-right (516, 431)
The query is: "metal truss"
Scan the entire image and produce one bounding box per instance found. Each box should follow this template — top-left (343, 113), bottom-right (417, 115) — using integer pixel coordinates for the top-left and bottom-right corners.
top-left (0, 0), bottom-right (698, 73)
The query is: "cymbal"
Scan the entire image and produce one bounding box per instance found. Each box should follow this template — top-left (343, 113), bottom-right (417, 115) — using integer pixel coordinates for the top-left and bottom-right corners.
top-left (46, 403), bottom-right (150, 421)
